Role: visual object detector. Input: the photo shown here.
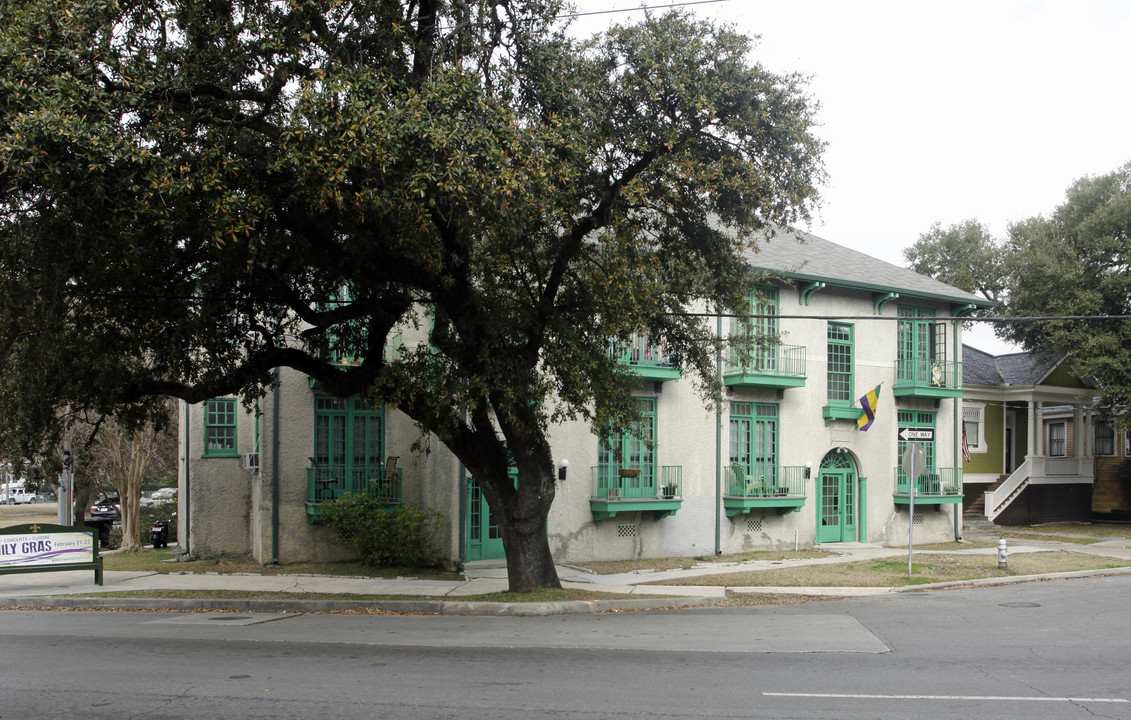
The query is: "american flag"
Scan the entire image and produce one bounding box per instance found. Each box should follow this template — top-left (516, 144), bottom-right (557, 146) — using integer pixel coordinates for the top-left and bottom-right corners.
top-left (961, 423), bottom-right (972, 463)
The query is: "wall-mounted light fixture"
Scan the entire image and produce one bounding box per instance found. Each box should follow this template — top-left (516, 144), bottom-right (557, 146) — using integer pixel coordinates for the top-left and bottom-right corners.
top-left (558, 458), bottom-right (570, 481)
top-left (805, 460), bottom-right (813, 479)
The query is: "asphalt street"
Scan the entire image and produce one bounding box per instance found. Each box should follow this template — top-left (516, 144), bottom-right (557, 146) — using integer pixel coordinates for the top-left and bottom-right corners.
top-left (2, 574), bottom-right (1129, 719)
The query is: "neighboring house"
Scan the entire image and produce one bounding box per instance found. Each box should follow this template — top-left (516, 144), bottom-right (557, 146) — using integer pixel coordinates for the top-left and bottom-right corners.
top-left (961, 347), bottom-right (1099, 524)
top-left (177, 228), bottom-right (993, 566)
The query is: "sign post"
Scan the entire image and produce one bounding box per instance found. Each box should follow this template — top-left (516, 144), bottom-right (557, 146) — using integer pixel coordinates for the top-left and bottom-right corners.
top-left (900, 439), bottom-right (926, 578)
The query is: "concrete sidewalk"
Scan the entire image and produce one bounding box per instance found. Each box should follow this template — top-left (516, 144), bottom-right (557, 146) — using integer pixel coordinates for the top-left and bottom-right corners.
top-left (2, 529), bottom-right (1130, 615)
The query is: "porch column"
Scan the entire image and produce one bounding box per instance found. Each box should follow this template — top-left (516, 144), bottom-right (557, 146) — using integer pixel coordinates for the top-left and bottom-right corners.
top-left (1027, 400), bottom-right (1038, 460)
top-left (1073, 406), bottom-right (1083, 458)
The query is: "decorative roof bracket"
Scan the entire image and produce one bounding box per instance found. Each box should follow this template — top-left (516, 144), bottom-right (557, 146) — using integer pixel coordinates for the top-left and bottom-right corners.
top-left (873, 292), bottom-right (899, 315)
top-left (799, 282), bottom-right (826, 306)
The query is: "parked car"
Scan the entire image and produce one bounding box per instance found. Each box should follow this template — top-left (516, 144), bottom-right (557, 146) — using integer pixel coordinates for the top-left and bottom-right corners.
top-left (151, 487), bottom-right (177, 503)
top-left (89, 496), bottom-right (121, 520)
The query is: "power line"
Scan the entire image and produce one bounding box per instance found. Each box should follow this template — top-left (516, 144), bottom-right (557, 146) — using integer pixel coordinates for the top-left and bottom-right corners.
top-left (563, 0), bottom-right (731, 20)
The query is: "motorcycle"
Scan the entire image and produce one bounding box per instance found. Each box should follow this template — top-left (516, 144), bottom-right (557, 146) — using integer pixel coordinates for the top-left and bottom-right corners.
top-left (150, 519), bottom-right (171, 548)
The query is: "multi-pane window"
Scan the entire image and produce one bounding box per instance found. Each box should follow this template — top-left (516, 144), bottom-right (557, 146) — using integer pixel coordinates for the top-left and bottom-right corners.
top-left (599, 398), bottom-right (657, 493)
top-left (204, 398), bottom-right (238, 457)
top-left (732, 287), bottom-right (779, 371)
top-left (897, 410), bottom-right (936, 472)
top-left (730, 402), bottom-right (779, 485)
top-left (1048, 422), bottom-right (1067, 457)
top-left (826, 323), bottom-right (853, 403)
top-left (897, 306), bottom-right (947, 385)
top-left (1095, 421), bottom-right (1115, 456)
top-left (314, 396), bottom-right (385, 481)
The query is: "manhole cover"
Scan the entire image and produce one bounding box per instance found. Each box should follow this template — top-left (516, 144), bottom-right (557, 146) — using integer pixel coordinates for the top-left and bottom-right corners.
top-left (998, 602), bottom-right (1041, 608)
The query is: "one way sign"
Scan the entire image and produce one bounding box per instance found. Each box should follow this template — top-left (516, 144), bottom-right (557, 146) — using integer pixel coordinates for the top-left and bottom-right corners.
top-left (898, 427), bottom-right (935, 442)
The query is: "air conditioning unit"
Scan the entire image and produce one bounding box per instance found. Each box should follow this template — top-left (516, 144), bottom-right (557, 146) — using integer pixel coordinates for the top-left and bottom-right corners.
top-left (241, 453), bottom-right (260, 472)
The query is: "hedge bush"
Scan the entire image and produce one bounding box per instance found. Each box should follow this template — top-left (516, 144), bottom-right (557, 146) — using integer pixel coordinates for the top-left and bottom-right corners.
top-left (320, 493), bottom-right (445, 568)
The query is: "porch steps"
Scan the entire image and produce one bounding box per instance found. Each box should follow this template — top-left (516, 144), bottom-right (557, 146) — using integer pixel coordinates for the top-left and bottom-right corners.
top-left (964, 475), bottom-right (1008, 519)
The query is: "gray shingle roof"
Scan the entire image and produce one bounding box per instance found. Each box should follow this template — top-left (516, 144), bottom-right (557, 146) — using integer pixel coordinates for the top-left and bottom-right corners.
top-left (961, 344), bottom-right (1066, 388)
top-left (743, 227), bottom-right (994, 308)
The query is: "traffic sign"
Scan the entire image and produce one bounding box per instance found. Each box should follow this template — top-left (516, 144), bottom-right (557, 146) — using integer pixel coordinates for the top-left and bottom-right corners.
top-left (898, 427), bottom-right (935, 442)
top-left (901, 443), bottom-right (926, 480)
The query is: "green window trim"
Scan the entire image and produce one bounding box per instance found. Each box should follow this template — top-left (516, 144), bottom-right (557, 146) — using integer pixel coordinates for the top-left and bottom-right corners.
top-left (203, 398), bottom-right (238, 457)
top-left (729, 401), bottom-right (779, 485)
top-left (826, 322), bottom-right (854, 404)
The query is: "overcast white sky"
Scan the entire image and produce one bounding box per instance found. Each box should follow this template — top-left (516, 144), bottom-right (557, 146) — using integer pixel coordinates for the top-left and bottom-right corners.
top-left (569, 0), bottom-right (1131, 354)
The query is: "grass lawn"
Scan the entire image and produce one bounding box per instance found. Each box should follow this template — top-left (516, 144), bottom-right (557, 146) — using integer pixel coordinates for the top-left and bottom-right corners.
top-left (645, 551), bottom-right (1131, 588)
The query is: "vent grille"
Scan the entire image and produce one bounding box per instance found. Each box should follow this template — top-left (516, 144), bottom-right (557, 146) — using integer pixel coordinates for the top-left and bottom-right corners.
top-left (746, 517), bottom-right (763, 533)
top-left (616, 524), bottom-right (637, 538)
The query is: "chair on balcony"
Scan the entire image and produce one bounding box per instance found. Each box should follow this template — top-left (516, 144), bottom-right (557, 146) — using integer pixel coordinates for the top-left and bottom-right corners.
top-left (747, 474), bottom-right (767, 497)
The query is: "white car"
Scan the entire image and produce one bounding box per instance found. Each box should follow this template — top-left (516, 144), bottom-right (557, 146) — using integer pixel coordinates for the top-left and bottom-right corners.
top-left (3, 489), bottom-right (37, 505)
top-left (151, 487), bottom-right (177, 503)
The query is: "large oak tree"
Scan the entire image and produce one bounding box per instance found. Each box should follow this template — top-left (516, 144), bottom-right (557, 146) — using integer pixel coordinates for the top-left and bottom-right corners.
top-left (0, 0), bottom-right (824, 590)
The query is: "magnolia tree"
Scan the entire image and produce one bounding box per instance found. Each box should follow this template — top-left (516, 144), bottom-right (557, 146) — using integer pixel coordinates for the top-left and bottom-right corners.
top-left (0, 0), bottom-right (824, 591)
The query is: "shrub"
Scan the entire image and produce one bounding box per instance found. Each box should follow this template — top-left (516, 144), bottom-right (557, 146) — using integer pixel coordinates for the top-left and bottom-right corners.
top-left (320, 493), bottom-right (445, 568)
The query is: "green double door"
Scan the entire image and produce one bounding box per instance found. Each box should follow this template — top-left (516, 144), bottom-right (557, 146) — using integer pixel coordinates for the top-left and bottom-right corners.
top-left (465, 475), bottom-right (505, 561)
top-left (817, 453), bottom-right (857, 543)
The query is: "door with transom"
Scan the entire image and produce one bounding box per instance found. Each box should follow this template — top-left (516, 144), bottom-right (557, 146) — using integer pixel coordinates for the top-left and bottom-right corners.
top-left (817, 451), bottom-right (857, 543)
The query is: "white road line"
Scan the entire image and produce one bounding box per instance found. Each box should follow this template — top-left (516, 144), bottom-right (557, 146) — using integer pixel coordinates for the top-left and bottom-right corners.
top-left (764, 693), bottom-right (1129, 703)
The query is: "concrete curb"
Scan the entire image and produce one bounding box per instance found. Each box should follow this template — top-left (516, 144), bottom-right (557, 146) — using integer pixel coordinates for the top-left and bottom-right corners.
top-left (0, 594), bottom-right (722, 616)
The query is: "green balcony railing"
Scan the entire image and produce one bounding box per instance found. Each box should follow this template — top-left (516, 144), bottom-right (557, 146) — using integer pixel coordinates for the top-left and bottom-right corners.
top-left (306, 465), bottom-right (403, 506)
top-left (894, 466), bottom-right (963, 498)
top-left (894, 359), bottom-right (963, 394)
top-left (610, 333), bottom-right (680, 381)
top-left (591, 465), bottom-right (682, 500)
top-left (724, 344), bottom-right (806, 388)
top-left (725, 464), bottom-right (806, 497)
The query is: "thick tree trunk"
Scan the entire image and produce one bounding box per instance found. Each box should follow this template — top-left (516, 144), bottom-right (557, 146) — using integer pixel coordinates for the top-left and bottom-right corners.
top-left (498, 500), bottom-right (561, 593)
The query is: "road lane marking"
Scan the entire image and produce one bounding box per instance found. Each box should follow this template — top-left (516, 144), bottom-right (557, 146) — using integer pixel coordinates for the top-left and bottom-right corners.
top-left (764, 693), bottom-right (1128, 703)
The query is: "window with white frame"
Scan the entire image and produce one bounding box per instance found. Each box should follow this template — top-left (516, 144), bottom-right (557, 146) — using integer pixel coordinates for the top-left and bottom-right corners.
top-left (1094, 421), bottom-right (1115, 456)
top-left (1048, 422), bottom-right (1067, 457)
top-left (962, 403), bottom-right (986, 453)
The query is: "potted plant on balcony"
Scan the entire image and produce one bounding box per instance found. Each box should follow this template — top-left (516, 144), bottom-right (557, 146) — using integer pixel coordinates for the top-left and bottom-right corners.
top-left (661, 484), bottom-right (676, 499)
top-left (618, 468), bottom-right (640, 478)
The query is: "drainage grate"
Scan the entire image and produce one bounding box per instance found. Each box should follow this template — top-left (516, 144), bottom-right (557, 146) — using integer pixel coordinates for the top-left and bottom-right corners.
top-left (746, 517), bottom-right (763, 533)
top-left (616, 523), bottom-right (637, 538)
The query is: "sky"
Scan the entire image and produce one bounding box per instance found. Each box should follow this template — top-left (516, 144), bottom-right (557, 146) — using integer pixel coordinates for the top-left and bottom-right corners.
top-left (568, 0), bottom-right (1131, 354)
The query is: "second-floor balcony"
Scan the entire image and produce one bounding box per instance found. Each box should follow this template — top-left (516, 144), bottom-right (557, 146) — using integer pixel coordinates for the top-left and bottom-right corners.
top-left (589, 464), bottom-right (682, 521)
top-left (893, 466), bottom-right (963, 505)
top-left (305, 464), bottom-right (403, 523)
top-left (724, 344), bottom-right (807, 389)
top-left (610, 333), bottom-right (681, 382)
top-left (723, 464), bottom-right (807, 516)
top-left (893, 359), bottom-right (963, 399)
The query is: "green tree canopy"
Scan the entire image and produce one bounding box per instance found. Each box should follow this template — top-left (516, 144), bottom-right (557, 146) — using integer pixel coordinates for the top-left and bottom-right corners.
top-left (906, 162), bottom-right (1131, 416)
top-left (0, 0), bottom-right (825, 590)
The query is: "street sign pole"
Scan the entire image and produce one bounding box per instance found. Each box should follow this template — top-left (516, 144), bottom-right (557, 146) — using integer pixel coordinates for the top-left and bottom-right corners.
top-left (908, 449), bottom-right (915, 577)
top-left (900, 441), bottom-right (926, 578)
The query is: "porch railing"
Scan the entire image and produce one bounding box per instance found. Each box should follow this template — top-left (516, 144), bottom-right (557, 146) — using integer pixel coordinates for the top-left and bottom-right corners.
top-left (591, 465), bottom-right (682, 500)
top-left (306, 466), bottom-right (403, 505)
top-left (894, 466), bottom-right (963, 496)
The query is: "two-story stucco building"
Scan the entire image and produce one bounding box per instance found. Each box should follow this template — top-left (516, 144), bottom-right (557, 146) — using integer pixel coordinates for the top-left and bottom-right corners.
top-left (176, 228), bottom-right (992, 566)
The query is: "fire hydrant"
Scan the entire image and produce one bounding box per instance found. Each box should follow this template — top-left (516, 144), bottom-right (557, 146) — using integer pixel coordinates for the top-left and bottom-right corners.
top-left (997, 537), bottom-right (1009, 570)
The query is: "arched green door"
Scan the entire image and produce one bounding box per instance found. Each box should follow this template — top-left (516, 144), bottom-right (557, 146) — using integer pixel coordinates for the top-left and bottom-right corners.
top-left (817, 451), bottom-right (857, 543)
